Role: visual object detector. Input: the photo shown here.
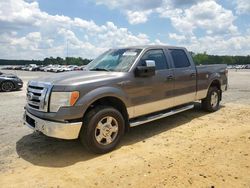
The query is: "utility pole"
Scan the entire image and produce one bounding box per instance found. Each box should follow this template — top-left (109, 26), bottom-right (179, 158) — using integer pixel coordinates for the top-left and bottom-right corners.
top-left (66, 39), bottom-right (68, 65)
top-left (67, 39), bottom-right (69, 58)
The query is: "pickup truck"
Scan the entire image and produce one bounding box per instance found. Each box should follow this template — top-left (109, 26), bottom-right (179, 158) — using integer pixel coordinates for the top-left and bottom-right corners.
top-left (23, 45), bottom-right (228, 153)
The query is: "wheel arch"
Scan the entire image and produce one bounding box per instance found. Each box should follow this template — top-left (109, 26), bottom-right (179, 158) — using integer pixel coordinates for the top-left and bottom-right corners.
top-left (209, 79), bottom-right (221, 90)
top-left (207, 79), bottom-right (222, 100)
top-left (78, 87), bottom-right (130, 132)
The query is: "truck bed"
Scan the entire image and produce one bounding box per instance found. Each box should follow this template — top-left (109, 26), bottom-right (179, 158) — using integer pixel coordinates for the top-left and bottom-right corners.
top-left (196, 64), bottom-right (227, 100)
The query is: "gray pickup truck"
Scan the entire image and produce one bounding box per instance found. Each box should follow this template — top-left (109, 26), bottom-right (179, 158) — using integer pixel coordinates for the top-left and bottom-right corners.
top-left (23, 45), bottom-right (228, 153)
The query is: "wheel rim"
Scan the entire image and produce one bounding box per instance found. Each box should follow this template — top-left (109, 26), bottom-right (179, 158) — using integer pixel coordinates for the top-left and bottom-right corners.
top-left (210, 91), bottom-right (218, 108)
top-left (95, 116), bottom-right (119, 145)
top-left (2, 82), bottom-right (14, 91)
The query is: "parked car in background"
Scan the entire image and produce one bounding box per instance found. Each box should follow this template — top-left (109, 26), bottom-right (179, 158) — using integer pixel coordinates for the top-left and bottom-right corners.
top-left (1, 66), bottom-right (13, 70)
top-left (13, 66), bottom-right (23, 70)
top-left (43, 65), bottom-right (53, 72)
top-left (50, 65), bottom-right (61, 73)
top-left (79, 65), bottom-right (86, 70)
top-left (21, 65), bottom-right (29, 71)
top-left (66, 65), bottom-right (77, 71)
top-left (28, 64), bottom-right (39, 71)
top-left (0, 71), bottom-right (23, 92)
top-left (60, 65), bottom-right (71, 72)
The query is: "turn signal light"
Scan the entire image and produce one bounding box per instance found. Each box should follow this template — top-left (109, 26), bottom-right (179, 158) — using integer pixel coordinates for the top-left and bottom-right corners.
top-left (70, 91), bottom-right (79, 106)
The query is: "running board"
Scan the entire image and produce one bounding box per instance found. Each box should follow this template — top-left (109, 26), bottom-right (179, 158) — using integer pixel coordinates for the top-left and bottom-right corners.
top-left (129, 104), bottom-right (194, 127)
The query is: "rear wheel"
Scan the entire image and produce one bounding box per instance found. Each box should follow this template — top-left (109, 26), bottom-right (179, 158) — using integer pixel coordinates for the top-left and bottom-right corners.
top-left (202, 86), bottom-right (220, 112)
top-left (79, 106), bottom-right (125, 154)
top-left (1, 81), bottom-right (15, 92)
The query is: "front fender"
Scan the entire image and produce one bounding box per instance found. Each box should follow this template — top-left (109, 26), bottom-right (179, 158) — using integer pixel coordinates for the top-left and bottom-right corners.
top-left (76, 86), bottom-right (130, 116)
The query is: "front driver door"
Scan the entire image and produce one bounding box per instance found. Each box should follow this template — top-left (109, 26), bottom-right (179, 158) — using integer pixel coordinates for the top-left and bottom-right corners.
top-left (128, 49), bottom-right (174, 118)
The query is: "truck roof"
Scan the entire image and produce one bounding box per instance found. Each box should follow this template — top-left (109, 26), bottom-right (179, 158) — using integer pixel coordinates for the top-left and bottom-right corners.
top-left (115, 45), bottom-right (186, 50)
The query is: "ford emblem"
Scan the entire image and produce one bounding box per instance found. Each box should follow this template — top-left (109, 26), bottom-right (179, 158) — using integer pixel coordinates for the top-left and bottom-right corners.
top-left (27, 92), bottom-right (34, 100)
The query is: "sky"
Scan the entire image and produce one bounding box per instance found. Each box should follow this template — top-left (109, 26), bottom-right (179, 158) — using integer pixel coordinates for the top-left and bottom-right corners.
top-left (0, 0), bottom-right (249, 60)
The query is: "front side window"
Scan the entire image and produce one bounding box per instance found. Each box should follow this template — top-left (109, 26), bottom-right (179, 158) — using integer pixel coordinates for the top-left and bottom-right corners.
top-left (169, 49), bottom-right (191, 68)
top-left (139, 49), bottom-right (168, 70)
top-left (86, 48), bottom-right (142, 72)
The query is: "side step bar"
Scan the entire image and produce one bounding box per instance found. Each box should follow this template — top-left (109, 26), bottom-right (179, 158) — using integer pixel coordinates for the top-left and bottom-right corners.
top-left (129, 104), bottom-right (194, 127)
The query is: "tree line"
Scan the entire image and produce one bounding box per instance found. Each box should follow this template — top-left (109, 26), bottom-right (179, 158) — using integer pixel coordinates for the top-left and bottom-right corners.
top-left (0, 57), bottom-right (92, 66)
top-left (0, 53), bottom-right (250, 66)
top-left (191, 52), bottom-right (250, 65)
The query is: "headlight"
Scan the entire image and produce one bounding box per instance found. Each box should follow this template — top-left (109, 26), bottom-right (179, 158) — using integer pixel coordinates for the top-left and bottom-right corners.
top-left (50, 91), bottom-right (79, 112)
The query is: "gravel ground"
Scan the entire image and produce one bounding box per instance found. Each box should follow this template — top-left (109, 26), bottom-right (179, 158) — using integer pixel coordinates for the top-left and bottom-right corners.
top-left (0, 69), bottom-right (250, 188)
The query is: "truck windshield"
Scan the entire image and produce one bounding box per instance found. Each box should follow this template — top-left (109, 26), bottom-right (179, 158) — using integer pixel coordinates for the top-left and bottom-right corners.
top-left (86, 48), bottom-right (142, 72)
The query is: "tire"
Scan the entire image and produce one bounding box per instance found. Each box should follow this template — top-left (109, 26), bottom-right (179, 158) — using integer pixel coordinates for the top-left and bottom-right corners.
top-left (79, 106), bottom-right (125, 154)
top-left (1, 81), bottom-right (15, 92)
top-left (202, 86), bottom-right (220, 112)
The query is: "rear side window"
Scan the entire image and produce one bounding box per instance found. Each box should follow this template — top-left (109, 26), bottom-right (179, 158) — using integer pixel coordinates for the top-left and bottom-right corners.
top-left (169, 49), bottom-right (190, 68)
top-left (140, 49), bottom-right (168, 70)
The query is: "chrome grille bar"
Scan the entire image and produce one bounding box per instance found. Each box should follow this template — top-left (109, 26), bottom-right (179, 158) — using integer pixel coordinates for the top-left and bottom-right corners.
top-left (26, 81), bottom-right (52, 112)
top-left (27, 88), bottom-right (43, 94)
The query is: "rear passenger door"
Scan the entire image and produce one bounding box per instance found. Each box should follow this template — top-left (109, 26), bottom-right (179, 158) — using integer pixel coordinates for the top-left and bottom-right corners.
top-left (168, 48), bottom-right (197, 106)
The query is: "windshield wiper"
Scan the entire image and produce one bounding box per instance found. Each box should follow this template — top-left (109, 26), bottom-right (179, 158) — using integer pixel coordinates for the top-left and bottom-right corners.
top-left (89, 68), bottom-right (110, 72)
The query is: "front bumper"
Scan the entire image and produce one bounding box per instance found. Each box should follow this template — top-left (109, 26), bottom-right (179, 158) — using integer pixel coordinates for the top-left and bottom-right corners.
top-left (17, 82), bottom-right (23, 86)
top-left (14, 81), bottom-right (23, 89)
top-left (23, 110), bottom-right (82, 139)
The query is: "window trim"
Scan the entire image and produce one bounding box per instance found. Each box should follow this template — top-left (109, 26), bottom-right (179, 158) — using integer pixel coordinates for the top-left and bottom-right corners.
top-left (138, 48), bottom-right (169, 71)
top-left (169, 49), bottom-right (191, 69)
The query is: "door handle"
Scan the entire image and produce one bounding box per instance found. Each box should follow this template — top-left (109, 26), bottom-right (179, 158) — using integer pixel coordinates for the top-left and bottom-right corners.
top-left (167, 75), bottom-right (174, 80)
top-left (190, 73), bottom-right (196, 78)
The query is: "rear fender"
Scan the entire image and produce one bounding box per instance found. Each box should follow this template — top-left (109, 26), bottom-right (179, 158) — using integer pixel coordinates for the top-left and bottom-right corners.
top-left (208, 72), bottom-right (222, 90)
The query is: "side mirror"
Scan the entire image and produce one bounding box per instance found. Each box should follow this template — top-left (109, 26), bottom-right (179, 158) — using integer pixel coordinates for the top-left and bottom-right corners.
top-left (135, 60), bottom-right (156, 77)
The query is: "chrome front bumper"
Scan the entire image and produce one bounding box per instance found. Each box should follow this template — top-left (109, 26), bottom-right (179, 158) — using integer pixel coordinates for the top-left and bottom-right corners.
top-left (23, 111), bottom-right (82, 139)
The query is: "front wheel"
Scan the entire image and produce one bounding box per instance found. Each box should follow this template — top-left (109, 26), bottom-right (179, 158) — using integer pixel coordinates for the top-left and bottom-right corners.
top-left (1, 81), bottom-right (15, 92)
top-left (79, 106), bottom-right (125, 154)
top-left (202, 87), bottom-right (220, 112)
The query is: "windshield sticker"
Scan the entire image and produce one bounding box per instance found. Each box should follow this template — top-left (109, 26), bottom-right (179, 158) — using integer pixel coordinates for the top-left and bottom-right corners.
top-left (123, 51), bottom-right (137, 56)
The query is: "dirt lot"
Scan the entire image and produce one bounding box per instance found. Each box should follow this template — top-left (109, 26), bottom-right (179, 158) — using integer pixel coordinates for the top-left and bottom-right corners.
top-left (0, 70), bottom-right (250, 188)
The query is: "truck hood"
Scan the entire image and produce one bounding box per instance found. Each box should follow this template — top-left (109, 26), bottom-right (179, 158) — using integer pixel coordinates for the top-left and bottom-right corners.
top-left (33, 71), bottom-right (124, 85)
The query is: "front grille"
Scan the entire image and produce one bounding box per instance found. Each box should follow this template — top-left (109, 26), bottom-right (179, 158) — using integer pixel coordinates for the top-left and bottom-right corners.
top-left (26, 81), bottom-right (52, 112)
